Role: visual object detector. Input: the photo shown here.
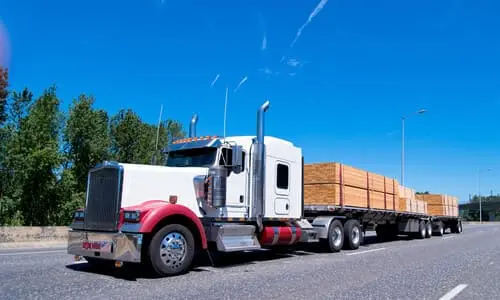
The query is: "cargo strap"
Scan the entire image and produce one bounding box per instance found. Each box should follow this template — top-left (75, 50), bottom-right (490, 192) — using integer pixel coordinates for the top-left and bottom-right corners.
top-left (339, 163), bottom-right (344, 208)
top-left (366, 172), bottom-right (370, 209)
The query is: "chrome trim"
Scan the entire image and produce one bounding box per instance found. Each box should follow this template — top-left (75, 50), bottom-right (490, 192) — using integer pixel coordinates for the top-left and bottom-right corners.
top-left (120, 223), bottom-right (142, 233)
top-left (311, 216), bottom-right (338, 239)
top-left (67, 230), bottom-right (142, 263)
top-left (84, 161), bottom-right (124, 232)
top-left (189, 114), bottom-right (198, 137)
top-left (251, 101), bottom-right (270, 231)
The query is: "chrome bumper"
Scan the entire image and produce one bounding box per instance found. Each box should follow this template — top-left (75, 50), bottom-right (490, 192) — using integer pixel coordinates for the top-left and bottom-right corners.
top-left (67, 230), bottom-right (143, 263)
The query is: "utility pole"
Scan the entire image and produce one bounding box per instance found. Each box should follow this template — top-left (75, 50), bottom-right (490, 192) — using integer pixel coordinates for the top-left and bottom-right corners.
top-left (401, 109), bottom-right (426, 187)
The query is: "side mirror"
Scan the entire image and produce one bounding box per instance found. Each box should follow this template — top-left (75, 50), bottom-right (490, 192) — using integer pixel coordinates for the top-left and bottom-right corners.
top-left (231, 145), bottom-right (244, 174)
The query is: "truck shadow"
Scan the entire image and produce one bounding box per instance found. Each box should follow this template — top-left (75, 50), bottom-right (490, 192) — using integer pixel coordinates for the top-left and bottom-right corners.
top-left (64, 233), bottom-right (421, 280)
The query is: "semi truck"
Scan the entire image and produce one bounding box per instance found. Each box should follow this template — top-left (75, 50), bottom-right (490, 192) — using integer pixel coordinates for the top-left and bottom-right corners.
top-left (67, 100), bottom-right (463, 277)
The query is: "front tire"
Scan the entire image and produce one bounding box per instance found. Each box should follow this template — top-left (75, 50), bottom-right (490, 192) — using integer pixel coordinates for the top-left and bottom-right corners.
top-left (148, 224), bottom-right (195, 277)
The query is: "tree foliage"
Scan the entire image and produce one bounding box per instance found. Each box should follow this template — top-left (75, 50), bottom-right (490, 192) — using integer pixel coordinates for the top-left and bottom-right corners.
top-left (0, 67), bottom-right (187, 225)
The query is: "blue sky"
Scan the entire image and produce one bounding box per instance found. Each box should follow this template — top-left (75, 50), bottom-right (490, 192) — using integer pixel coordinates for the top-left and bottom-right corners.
top-left (1, 0), bottom-right (500, 203)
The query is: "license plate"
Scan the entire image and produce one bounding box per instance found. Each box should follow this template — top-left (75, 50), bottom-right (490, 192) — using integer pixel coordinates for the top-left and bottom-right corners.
top-left (82, 240), bottom-right (112, 253)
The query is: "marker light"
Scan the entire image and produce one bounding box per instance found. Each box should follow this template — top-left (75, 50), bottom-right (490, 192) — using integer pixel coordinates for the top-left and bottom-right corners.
top-left (169, 195), bottom-right (178, 204)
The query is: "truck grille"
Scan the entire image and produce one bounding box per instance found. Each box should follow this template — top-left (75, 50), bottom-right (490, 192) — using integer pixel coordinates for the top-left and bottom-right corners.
top-left (84, 164), bottom-right (123, 232)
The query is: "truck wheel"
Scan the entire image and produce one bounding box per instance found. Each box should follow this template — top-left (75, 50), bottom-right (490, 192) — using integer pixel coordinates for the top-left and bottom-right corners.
top-left (320, 219), bottom-right (344, 253)
top-left (343, 219), bottom-right (361, 250)
top-left (417, 221), bottom-right (426, 239)
top-left (425, 222), bottom-right (432, 238)
top-left (148, 223), bottom-right (195, 277)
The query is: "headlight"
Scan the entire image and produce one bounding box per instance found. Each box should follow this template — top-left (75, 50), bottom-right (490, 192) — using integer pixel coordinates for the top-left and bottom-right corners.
top-left (123, 210), bottom-right (141, 223)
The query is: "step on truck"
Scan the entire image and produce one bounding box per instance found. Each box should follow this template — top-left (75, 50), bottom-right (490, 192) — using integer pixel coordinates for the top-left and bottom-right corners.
top-left (67, 100), bottom-right (462, 277)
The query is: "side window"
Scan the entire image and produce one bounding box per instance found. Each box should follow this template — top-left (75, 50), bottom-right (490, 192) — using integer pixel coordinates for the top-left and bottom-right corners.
top-left (276, 163), bottom-right (289, 190)
top-left (219, 148), bottom-right (232, 166)
top-left (219, 148), bottom-right (246, 171)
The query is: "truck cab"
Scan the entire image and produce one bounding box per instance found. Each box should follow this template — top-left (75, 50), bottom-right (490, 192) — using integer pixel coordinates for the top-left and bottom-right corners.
top-left (67, 100), bottom-right (309, 277)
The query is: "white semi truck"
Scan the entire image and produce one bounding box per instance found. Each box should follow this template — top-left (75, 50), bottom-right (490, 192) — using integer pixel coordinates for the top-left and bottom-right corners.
top-left (67, 100), bottom-right (463, 277)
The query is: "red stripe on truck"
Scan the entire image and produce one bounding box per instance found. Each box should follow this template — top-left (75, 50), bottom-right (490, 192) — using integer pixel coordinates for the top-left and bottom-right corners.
top-left (259, 226), bottom-right (302, 246)
top-left (122, 200), bottom-right (208, 249)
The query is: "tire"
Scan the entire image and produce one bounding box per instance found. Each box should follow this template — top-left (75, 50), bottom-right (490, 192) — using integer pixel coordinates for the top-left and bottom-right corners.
top-left (148, 223), bottom-right (195, 277)
top-left (320, 219), bottom-right (344, 253)
top-left (343, 219), bottom-right (362, 250)
top-left (425, 222), bottom-right (432, 238)
top-left (417, 221), bottom-right (426, 239)
top-left (434, 222), bottom-right (444, 236)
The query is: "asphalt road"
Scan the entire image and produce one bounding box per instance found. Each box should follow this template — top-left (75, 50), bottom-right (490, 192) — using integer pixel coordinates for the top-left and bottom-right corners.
top-left (1, 224), bottom-right (499, 300)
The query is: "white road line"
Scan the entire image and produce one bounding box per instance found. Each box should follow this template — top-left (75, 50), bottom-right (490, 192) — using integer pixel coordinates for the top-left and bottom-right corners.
top-left (438, 284), bottom-right (468, 300)
top-left (345, 247), bottom-right (386, 256)
top-left (0, 250), bottom-right (66, 256)
top-left (443, 236), bottom-right (456, 240)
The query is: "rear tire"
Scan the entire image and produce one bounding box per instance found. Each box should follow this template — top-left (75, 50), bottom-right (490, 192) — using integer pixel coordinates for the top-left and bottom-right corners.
top-left (434, 222), bottom-right (444, 236)
top-left (148, 223), bottom-right (195, 277)
top-left (320, 219), bottom-right (344, 252)
top-left (417, 221), bottom-right (426, 239)
top-left (425, 221), bottom-right (432, 238)
top-left (343, 219), bottom-right (362, 250)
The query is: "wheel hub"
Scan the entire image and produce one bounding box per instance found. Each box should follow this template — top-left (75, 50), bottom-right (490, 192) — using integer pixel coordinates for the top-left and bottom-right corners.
top-left (332, 227), bottom-right (342, 247)
top-left (160, 232), bottom-right (187, 269)
top-left (352, 227), bottom-right (360, 245)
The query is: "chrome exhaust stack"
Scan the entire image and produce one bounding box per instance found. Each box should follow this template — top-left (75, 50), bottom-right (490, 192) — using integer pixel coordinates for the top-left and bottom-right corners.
top-left (189, 114), bottom-right (198, 137)
top-left (252, 100), bottom-right (270, 232)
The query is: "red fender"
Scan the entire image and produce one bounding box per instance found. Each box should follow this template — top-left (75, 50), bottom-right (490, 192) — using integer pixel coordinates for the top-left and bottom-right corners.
top-left (123, 200), bottom-right (207, 249)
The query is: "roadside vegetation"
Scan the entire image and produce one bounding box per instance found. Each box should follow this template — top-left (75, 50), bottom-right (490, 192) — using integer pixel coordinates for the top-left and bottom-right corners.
top-left (0, 67), bottom-right (185, 226)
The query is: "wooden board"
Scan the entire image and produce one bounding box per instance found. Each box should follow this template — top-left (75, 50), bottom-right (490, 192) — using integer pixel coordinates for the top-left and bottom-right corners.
top-left (304, 162), bottom-right (399, 195)
top-left (304, 183), bottom-right (398, 210)
top-left (416, 193), bottom-right (459, 216)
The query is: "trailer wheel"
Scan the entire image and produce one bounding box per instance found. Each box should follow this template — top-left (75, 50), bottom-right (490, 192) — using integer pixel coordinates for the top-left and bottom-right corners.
top-left (434, 222), bottom-right (444, 236)
top-left (320, 219), bottom-right (344, 253)
top-left (148, 223), bottom-right (195, 277)
top-left (343, 219), bottom-right (361, 250)
top-left (417, 221), bottom-right (426, 239)
top-left (425, 222), bottom-right (432, 238)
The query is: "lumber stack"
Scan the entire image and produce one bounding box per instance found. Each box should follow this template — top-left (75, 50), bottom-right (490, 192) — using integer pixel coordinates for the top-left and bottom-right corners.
top-left (303, 162), bottom-right (399, 210)
top-left (398, 186), bottom-right (428, 214)
top-left (415, 194), bottom-right (459, 217)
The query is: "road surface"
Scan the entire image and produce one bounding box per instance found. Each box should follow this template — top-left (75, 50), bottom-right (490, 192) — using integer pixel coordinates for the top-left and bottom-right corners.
top-left (0, 224), bottom-right (499, 300)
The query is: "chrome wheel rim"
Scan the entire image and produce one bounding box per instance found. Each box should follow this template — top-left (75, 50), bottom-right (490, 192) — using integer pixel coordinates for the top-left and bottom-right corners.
top-left (332, 226), bottom-right (342, 247)
top-left (352, 227), bottom-right (360, 245)
top-left (160, 232), bottom-right (187, 269)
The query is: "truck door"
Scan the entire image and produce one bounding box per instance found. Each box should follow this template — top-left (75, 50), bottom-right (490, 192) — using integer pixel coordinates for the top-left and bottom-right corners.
top-left (219, 148), bottom-right (248, 217)
top-left (270, 159), bottom-right (291, 217)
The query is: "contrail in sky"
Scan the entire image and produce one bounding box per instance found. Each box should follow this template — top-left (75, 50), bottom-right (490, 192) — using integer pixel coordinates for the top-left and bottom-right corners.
top-left (210, 74), bottom-right (220, 88)
top-left (234, 76), bottom-right (248, 92)
top-left (290, 0), bottom-right (329, 49)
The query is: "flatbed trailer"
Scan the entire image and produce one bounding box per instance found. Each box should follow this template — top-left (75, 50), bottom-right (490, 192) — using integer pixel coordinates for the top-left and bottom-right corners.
top-left (295, 203), bottom-right (462, 252)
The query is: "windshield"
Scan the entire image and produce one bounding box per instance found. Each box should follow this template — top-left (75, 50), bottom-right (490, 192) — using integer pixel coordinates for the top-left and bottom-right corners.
top-left (165, 147), bottom-right (218, 167)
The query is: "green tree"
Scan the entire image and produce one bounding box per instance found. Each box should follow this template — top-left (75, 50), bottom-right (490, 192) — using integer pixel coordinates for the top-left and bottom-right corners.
top-left (63, 94), bottom-right (110, 192)
top-left (16, 86), bottom-right (63, 225)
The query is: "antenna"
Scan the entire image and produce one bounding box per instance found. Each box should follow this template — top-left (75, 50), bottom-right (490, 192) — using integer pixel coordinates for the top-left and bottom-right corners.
top-left (223, 86), bottom-right (228, 141)
top-left (151, 104), bottom-right (163, 165)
